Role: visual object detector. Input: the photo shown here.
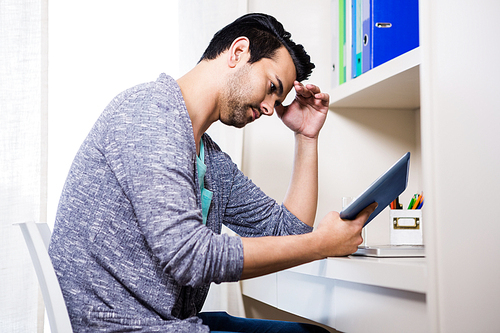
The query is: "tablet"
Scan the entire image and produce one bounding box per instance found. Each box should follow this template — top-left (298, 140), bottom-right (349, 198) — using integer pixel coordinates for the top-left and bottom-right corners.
top-left (339, 152), bottom-right (410, 226)
top-left (353, 245), bottom-right (425, 257)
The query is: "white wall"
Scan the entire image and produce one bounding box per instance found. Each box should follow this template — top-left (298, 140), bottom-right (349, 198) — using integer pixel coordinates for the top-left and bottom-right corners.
top-left (48, 0), bottom-right (180, 225)
top-left (243, 0), bottom-right (331, 202)
top-left (420, 0), bottom-right (500, 331)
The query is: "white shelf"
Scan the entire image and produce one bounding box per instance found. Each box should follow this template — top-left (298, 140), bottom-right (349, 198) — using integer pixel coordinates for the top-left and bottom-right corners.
top-left (242, 256), bottom-right (428, 331)
top-left (286, 255), bottom-right (427, 294)
top-left (329, 47), bottom-right (421, 110)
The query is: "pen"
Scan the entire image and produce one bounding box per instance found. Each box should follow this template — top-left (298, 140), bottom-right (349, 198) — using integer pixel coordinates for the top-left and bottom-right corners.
top-left (411, 192), bottom-right (423, 209)
top-left (390, 197), bottom-right (402, 209)
top-left (411, 196), bottom-right (420, 209)
top-left (417, 196), bottom-right (424, 209)
top-left (407, 194), bottom-right (417, 209)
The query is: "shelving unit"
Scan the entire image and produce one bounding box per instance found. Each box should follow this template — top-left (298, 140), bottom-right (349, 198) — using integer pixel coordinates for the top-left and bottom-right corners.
top-left (329, 47), bottom-right (420, 110)
top-left (322, 45), bottom-right (424, 246)
top-left (243, 1), bottom-right (500, 331)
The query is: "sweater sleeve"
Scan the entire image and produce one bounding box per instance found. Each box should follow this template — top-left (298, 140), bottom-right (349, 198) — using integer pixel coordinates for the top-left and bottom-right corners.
top-left (206, 140), bottom-right (313, 238)
top-left (97, 79), bottom-right (243, 287)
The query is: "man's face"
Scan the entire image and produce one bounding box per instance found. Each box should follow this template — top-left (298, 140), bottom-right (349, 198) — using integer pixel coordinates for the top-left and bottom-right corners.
top-left (220, 46), bottom-right (296, 128)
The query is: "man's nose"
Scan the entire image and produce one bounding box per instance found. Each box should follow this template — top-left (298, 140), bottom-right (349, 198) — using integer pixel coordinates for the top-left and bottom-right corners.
top-left (260, 100), bottom-right (275, 116)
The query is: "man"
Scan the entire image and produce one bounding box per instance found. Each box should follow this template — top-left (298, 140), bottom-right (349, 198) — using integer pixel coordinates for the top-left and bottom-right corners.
top-left (49, 13), bottom-right (376, 332)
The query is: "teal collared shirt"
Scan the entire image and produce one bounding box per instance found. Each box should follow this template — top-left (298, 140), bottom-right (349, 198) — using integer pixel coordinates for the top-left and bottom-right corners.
top-left (197, 139), bottom-right (213, 225)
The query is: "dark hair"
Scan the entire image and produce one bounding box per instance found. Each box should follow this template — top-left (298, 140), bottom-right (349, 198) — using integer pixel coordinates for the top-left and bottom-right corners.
top-left (199, 13), bottom-right (315, 82)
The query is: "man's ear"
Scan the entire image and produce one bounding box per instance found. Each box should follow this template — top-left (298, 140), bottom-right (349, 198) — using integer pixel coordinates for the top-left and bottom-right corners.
top-left (227, 37), bottom-right (250, 68)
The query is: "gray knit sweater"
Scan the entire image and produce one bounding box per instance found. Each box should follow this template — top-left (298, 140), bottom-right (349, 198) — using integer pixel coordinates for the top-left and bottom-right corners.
top-left (48, 74), bottom-right (313, 332)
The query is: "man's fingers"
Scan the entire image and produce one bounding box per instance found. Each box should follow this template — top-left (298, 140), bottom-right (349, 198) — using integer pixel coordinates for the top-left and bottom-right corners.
top-left (295, 84), bottom-right (329, 107)
top-left (294, 82), bottom-right (319, 98)
top-left (316, 92), bottom-right (330, 103)
top-left (303, 83), bottom-right (320, 94)
top-left (355, 202), bottom-right (378, 225)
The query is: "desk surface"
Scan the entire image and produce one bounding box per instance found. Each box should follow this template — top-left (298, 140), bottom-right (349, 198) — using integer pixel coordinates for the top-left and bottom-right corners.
top-left (288, 256), bottom-right (427, 294)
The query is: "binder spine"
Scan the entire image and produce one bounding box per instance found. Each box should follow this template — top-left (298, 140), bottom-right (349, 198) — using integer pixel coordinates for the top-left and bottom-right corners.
top-left (362, 0), bottom-right (371, 73)
top-left (339, 0), bottom-right (346, 84)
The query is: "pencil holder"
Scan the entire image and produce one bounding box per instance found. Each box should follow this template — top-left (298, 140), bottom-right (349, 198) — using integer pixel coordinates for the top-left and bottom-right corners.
top-left (390, 210), bottom-right (423, 245)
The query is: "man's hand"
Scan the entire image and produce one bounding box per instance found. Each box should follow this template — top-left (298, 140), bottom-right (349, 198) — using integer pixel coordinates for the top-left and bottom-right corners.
top-left (275, 81), bottom-right (329, 139)
top-left (313, 203), bottom-right (378, 257)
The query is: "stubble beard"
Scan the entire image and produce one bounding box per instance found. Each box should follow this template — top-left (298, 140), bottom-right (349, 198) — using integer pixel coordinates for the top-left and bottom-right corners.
top-left (221, 65), bottom-right (257, 128)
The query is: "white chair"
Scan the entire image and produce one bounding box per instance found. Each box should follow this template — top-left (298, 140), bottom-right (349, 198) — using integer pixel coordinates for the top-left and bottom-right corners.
top-left (17, 222), bottom-right (73, 333)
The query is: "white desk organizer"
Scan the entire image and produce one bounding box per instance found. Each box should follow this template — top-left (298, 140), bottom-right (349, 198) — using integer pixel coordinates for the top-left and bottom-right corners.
top-left (390, 210), bottom-right (423, 245)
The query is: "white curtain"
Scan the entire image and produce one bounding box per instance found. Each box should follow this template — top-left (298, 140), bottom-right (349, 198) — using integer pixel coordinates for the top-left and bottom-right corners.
top-left (178, 0), bottom-right (248, 317)
top-left (47, 0), bottom-right (181, 225)
top-left (0, 0), bottom-right (48, 331)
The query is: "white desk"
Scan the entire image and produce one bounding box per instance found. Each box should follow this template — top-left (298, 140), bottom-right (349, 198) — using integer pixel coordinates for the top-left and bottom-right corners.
top-left (241, 256), bottom-right (427, 333)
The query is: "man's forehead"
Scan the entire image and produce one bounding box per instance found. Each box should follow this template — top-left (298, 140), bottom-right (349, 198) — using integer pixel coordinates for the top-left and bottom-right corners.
top-left (275, 47), bottom-right (297, 79)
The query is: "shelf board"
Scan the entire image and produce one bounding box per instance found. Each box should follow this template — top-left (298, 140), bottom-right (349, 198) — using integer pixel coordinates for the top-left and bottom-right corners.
top-left (287, 255), bottom-right (427, 294)
top-left (329, 47), bottom-right (421, 110)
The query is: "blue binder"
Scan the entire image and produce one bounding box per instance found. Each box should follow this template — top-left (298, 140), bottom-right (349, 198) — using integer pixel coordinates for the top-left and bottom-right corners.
top-left (363, 0), bottom-right (419, 70)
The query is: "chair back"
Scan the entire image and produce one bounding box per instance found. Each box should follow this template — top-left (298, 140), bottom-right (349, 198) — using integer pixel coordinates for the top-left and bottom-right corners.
top-left (17, 222), bottom-right (73, 333)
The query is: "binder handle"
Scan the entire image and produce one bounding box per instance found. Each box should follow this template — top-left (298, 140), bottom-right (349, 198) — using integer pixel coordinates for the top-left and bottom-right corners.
top-left (376, 22), bottom-right (392, 28)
